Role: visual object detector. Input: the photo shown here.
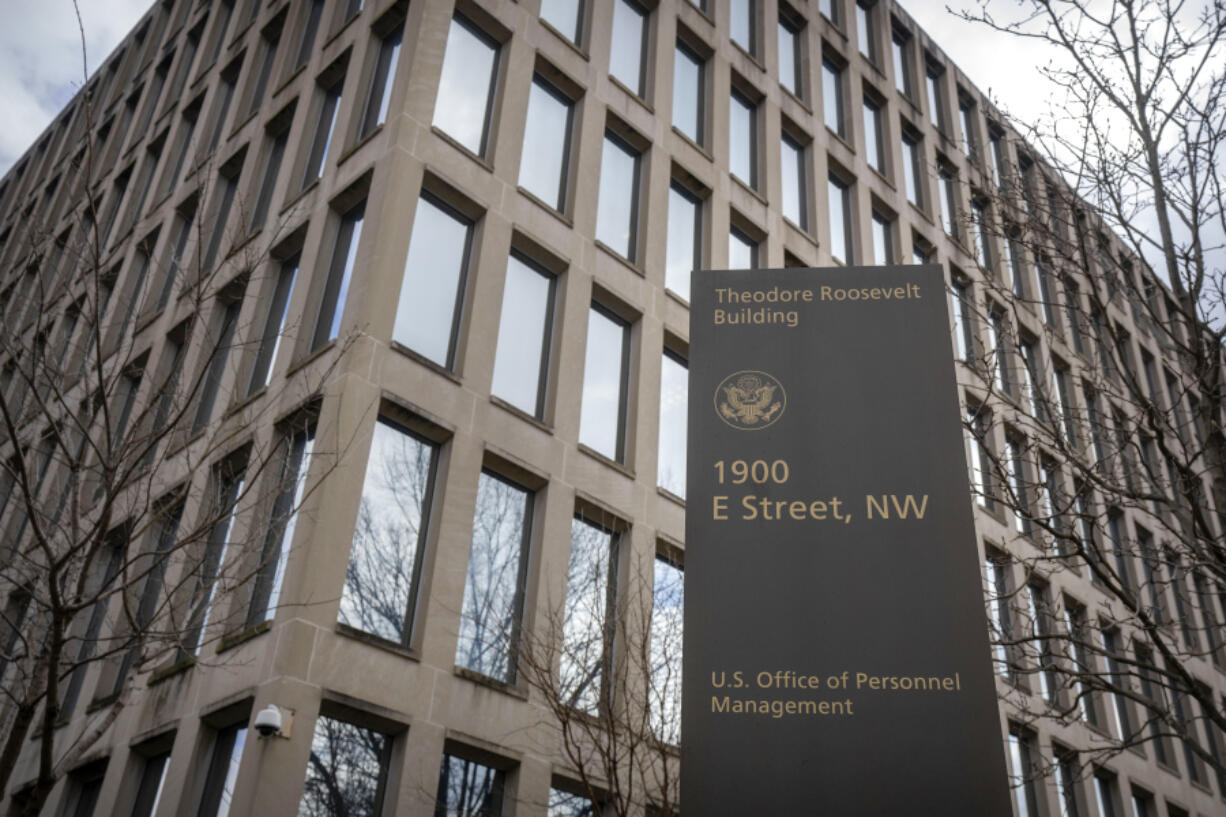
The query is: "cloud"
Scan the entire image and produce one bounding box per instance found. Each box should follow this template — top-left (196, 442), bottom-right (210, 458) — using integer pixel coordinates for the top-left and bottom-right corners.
top-left (0, 0), bottom-right (150, 175)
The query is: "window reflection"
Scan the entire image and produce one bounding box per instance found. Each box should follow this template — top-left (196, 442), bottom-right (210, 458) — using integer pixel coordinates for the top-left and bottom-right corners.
top-left (299, 717), bottom-right (391, 817)
top-left (728, 91), bottom-right (755, 187)
top-left (578, 306), bottom-right (629, 461)
top-left (435, 754), bottom-right (505, 817)
top-left (650, 554), bottom-right (684, 743)
top-left (609, 0), bottom-right (648, 96)
top-left (455, 472), bottom-right (532, 682)
top-left (595, 133), bottom-right (640, 260)
top-left (665, 184), bottom-right (700, 299)
top-left (338, 419), bottom-right (436, 644)
top-left (560, 517), bottom-right (616, 711)
top-left (393, 196), bottom-right (472, 368)
top-left (672, 43), bottom-right (703, 144)
top-left (491, 255), bottom-right (555, 418)
top-left (540, 0), bottom-right (584, 44)
top-left (657, 351), bottom-right (687, 497)
top-left (434, 17), bottom-right (498, 156)
top-left (519, 78), bottom-right (572, 210)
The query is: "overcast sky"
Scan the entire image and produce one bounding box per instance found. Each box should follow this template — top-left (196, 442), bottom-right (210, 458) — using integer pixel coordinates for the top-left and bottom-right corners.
top-left (0, 0), bottom-right (1052, 177)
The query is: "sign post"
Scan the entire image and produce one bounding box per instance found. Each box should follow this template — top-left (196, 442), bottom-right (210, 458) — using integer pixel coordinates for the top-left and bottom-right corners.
top-left (682, 265), bottom-right (1012, 815)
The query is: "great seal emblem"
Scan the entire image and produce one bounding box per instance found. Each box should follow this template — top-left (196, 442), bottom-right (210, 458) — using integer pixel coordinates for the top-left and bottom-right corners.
top-left (714, 370), bottom-right (786, 430)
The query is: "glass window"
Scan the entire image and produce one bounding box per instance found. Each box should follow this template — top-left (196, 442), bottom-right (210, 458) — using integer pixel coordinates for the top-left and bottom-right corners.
top-left (520, 77), bottom-right (574, 210)
top-left (657, 351), bottom-right (687, 497)
top-left (249, 126), bottom-right (287, 233)
top-left (863, 98), bottom-right (884, 174)
top-left (827, 174), bottom-right (851, 263)
top-left (392, 196), bottom-right (472, 367)
top-left (311, 200), bottom-right (365, 352)
top-left (902, 133), bottom-right (922, 207)
top-left (729, 226), bottom-right (757, 269)
top-left (183, 459), bottom-right (247, 657)
top-left (246, 419), bottom-right (313, 626)
top-left (1007, 729), bottom-right (1041, 817)
top-left (819, 0), bottom-right (838, 22)
top-left (610, 0), bottom-right (648, 96)
top-left (650, 554), bottom-right (684, 743)
top-left (871, 211), bottom-right (893, 265)
top-left (729, 90), bottom-right (756, 188)
top-left (777, 18), bottom-right (802, 97)
top-left (246, 18), bottom-right (282, 118)
top-left (1007, 437), bottom-right (1029, 533)
top-left (540, 0), bottom-right (584, 45)
top-left (302, 72), bottom-right (344, 187)
top-left (550, 787), bottom-right (603, 817)
top-left (292, 0), bottom-right (324, 72)
top-left (950, 280), bottom-right (973, 361)
top-left (595, 132), bottom-right (640, 260)
top-left (491, 254), bottom-right (555, 417)
top-left (434, 16), bottom-right (499, 156)
top-left (1093, 774), bottom-right (1118, 817)
top-left (455, 471), bottom-right (533, 681)
top-left (338, 418), bottom-right (437, 643)
top-left (966, 408), bottom-right (992, 507)
top-left (856, 2), bottom-right (875, 62)
top-left (821, 59), bottom-right (844, 136)
top-left (781, 134), bottom-right (806, 227)
top-left (247, 255), bottom-right (299, 395)
top-left (579, 305), bottom-right (630, 461)
top-left (938, 169), bottom-right (958, 238)
top-left (960, 99), bottom-right (978, 160)
top-left (436, 753), bottom-right (506, 817)
top-left (972, 199), bottom-right (992, 269)
top-left (358, 24), bottom-right (403, 139)
top-left (191, 293), bottom-right (243, 434)
top-left (730, 0), bottom-right (755, 55)
top-left (891, 30), bottom-right (911, 96)
top-left (665, 183), bottom-right (700, 300)
top-left (196, 724), bottom-right (247, 817)
top-left (672, 42), bottom-right (703, 144)
top-left (298, 717), bottom-right (392, 816)
top-left (129, 751), bottom-right (171, 817)
top-left (561, 516), bottom-right (617, 711)
top-left (925, 66), bottom-right (945, 131)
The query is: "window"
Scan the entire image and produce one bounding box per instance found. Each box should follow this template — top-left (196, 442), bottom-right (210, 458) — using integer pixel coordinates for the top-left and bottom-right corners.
top-left (1026, 583), bottom-right (1058, 702)
top-left (310, 199), bottom-right (365, 352)
top-left (971, 198), bottom-right (992, 269)
top-left (1064, 601), bottom-right (1099, 726)
top-left (1101, 628), bottom-right (1133, 740)
top-left (128, 749), bottom-right (171, 817)
top-left (1019, 337), bottom-right (1040, 417)
top-left (966, 407), bottom-right (992, 507)
top-left (358, 23), bottom-right (403, 139)
top-left (665, 182), bottom-right (701, 299)
top-left (650, 552), bottom-right (684, 743)
top-left (520, 76), bottom-right (574, 210)
top-left (247, 255), bottom-right (298, 395)
top-left (672, 41), bottom-right (704, 145)
top-left (777, 16), bottom-right (803, 98)
top-left (338, 417), bottom-right (437, 643)
top-left (960, 97), bottom-right (979, 160)
top-left (550, 785), bottom-right (606, 817)
top-left (891, 28), bottom-right (912, 96)
top-left (950, 279), bottom-right (974, 361)
top-left (157, 97), bottom-right (202, 201)
top-left (730, 0), bottom-right (756, 55)
top-left (456, 471), bottom-right (533, 681)
top-left (183, 455), bottom-right (247, 657)
top-left (245, 417), bottom-right (313, 626)
top-left (249, 118), bottom-right (288, 233)
top-left (988, 308), bottom-right (1011, 395)
top-left (595, 131), bottom-right (641, 260)
top-left (204, 57), bottom-right (241, 156)
top-left (728, 89), bottom-right (757, 188)
top-left (1092, 773), bottom-right (1119, 817)
top-left (780, 133), bottom-right (807, 228)
top-left (925, 63), bottom-right (946, 131)
top-left (491, 254), bottom-right (556, 418)
top-left (434, 16), bottom-right (499, 156)
top-left (827, 174), bottom-right (851, 264)
top-left (821, 59), bottom-right (844, 136)
top-left (1007, 726), bottom-right (1041, 817)
top-left (436, 751), bottom-right (506, 816)
top-left (62, 762), bottom-right (107, 817)
top-left (938, 168), bottom-right (958, 238)
top-left (870, 211), bottom-right (893, 265)
top-left (191, 287), bottom-right (244, 434)
top-left (657, 350), bottom-right (687, 497)
top-left (196, 722), bottom-right (247, 817)
top-left (292, 0), bottom-right (324, 74)
top-left (301, 68), bottom-right (345, 186)
top-left (200, 160), bottom-right (243, 275)
top-left (987, 127), bottom-right (1006, 188)
top-left (299, 716), bottom-right (393, 816)
top-left (561, 516), bottom-right (619, 711)
top-left (819, 0), bottom-right (839, 23)
top-left (540, 0), bottom-right (584, 45)
top-left (985, 554), bottom-right (1015, 678)
top-left (1053, 365), bottom-right (1076, 445)
top-left (245, 15), bottom-right (283, 118)
top-left (863, 97), bottom-right (885, 174)
top-left (1053, 749), bottom-right (1082, 817)
top-left (1003, 236), bottom-right (1023, 297)
top-left (729, 225), bottom-right (757, 268)
top-left (901, 132), bottom-right (923, 207)
top-left (1006, 436), bottom-right (1030, 534)
top-left (1129, 789), bottom-right (1154, 817)
top-left (856, 2), bottom-right (876, 62)
top-left (579, 305), bottom-right (630, 461)
top-left (610, 0), bottom-right (648, 96)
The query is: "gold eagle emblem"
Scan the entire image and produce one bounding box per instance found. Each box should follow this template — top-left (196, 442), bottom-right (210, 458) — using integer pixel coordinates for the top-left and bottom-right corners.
top-left (715, 371), bottom-right (786, 430)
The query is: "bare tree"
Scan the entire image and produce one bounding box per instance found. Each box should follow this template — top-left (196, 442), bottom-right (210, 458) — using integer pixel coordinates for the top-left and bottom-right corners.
top-left (948, 0), bottom-right (1226, 794)
top-left (0, 22), bottom-right (353, 816)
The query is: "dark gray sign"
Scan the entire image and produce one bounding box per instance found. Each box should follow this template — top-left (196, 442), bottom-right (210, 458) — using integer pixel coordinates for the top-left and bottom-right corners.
top-left (682, 265), bottom-right (1012, 815)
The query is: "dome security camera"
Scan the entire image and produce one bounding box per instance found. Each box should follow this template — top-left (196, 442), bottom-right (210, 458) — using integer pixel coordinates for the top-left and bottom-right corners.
top-left (253, 705), bottom-right (283, 738)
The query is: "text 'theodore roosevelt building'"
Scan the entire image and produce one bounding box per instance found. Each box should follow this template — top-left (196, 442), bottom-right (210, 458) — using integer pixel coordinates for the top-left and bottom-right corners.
top-left (1, 0), bottom-right (1224, 814)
